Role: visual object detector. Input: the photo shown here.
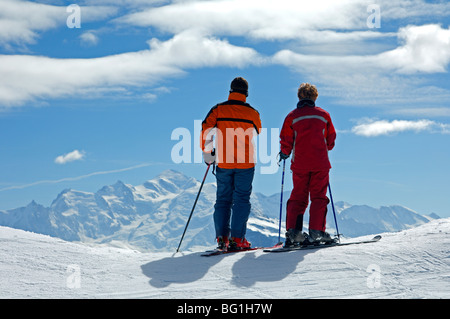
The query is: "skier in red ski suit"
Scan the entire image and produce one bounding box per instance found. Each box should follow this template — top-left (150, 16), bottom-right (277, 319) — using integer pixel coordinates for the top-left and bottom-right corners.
top-left (279, 83), bottom-right (336, 246)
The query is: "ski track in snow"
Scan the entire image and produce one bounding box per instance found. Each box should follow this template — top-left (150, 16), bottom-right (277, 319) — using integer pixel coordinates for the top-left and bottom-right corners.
top-left (1, 218), bottom-right (449, 299)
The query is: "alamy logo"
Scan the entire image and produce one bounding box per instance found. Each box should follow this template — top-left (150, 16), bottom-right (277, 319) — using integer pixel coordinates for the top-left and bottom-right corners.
top-left (66, 264), bottom-right (81, 289)
top-left (171, 120), bottom-right (279, 174)
top-left (366, 264), bottom-right (381, 288)
top-left (66, 4), bottom-right (81, 29)
top-left (367, 4), bottom-right (381, 29)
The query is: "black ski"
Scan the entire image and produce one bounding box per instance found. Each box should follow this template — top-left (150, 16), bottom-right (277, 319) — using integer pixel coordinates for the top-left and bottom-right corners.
top-left (201, 242), bottom-right (283, 257)
top-left (263, 235), bottom-right (381, 253)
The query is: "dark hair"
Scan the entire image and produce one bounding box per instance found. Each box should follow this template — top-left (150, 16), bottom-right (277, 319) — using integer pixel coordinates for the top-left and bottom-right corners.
top-left (230, 77), bottom-right (248, 96)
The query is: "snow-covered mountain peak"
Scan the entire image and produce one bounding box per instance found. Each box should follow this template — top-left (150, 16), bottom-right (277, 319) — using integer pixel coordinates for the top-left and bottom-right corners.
top-left (26, 199), bottom-right (43, 209)
top-left (155, 169), bottom-right (198, 189)
top-left (0, 169), bottom-right (441, 252)
top-left (51, 188), bottom-right (96, 209)
top-left (97, 180), bottom-right (135, 203)
top-left (139, 169), bottom-right (198, 200)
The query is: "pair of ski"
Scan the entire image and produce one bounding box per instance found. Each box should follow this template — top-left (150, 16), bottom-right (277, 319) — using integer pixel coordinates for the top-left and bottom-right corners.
top-left (201, 242), bottom-right (284, 257)
top-left (200, 235), bottom-right (381, 257)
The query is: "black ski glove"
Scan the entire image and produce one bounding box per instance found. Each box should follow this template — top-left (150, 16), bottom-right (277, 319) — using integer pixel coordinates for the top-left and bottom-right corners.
top-left (279, 151), bottom-right (289, 160)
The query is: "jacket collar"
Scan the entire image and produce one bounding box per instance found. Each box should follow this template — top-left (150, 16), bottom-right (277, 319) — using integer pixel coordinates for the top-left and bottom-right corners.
top-left (297, 99), bottom-right (315, 108)
top-left (228, 92), bottom-right (247, 102)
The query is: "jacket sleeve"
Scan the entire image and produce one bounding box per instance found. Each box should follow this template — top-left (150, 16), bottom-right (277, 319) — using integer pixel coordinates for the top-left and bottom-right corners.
top-left (280, 115), bottom-right (294, 155)
top-left (326, 116), bottom-right (336, 151)
top-left (254, 111), bottom-right (262, 135)
top-left (201, 105), bottom-right (218, 152)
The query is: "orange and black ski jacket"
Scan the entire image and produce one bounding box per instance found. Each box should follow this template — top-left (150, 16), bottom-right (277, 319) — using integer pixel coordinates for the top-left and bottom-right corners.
top-left (201, 92), bottom-right (262, 169)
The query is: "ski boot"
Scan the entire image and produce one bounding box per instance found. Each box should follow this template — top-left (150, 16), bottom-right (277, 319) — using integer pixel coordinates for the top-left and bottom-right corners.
top-left (284, 229), bottom-right (307, 248)
top-left (229, 237), bottom-right (251, 250)
top-left (216, 236), bottom-right (229, 250)
top-left (307, 229), bottom-right (337, 245)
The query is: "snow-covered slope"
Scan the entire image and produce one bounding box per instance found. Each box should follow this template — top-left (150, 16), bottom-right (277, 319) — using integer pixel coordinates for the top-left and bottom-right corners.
top-left (1, 218), bottom-right (449, 299)
top-left (0, 170), bottom-right (440, 252)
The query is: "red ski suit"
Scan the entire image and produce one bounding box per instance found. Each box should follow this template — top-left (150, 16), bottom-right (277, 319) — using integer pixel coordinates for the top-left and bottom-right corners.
top-left (280, 100), bottom-right (336, 232)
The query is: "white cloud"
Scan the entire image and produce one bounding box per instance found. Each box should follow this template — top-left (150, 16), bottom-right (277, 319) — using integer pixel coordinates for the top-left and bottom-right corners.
top-left (117, 0), bottom-right (450, 44)
top-left (0, 0), bottom-right (117, 48)
top-left (273, 24), bottom-right (450, 74)
top-left (114, 0), bottom-right (450, 108)
top-left (4, 21), bottom-right (448, 109)
top-left (379, 0), bottom-right (450, 20)
top-left (351, 119), bottom-right (450, 137)
top-left (83, 0), bottom-right (166, 8)
top-left (272, 24), bottom-right (450, 107)
top-left (0, 31), bottom-right (263, 107)
top-left (1, 0), bottom-right (450, 110)
top-left (378, 24), bottom-right (450, 73)
top-left (55, 150), bottom-right (86, 164)
top-left (118, 0), bottom-right (368, 40)
top-left (392, 107), bottom-right (450, 118)
top-left (80, 31), bottom-right (99, 46)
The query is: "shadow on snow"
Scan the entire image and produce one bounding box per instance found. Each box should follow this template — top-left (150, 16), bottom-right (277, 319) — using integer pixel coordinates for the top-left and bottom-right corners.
top-left (140, 249), bottom-right (314, 288)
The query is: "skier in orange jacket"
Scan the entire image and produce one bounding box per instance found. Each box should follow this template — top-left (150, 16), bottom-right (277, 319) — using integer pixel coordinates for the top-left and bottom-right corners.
top-left (279, 83), bottom-right (336, 246)
top-left (201, 77), bottom-right (262, 250)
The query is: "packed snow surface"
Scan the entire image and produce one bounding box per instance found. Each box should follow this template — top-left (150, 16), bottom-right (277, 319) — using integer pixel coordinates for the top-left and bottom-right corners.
top-left (1, 218), bottom-right (449, 298)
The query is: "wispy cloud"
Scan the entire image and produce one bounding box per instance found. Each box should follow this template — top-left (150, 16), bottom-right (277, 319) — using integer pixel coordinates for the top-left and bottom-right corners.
top-left (0, 30), bottom-right (263, 108)
top-left (55, 150), bottom-right (86, 164)
top-left (0, 162), bottom-right (155, 192)
top-left (392, 107), bottom-right (450, 118)
top-left (0, 0), bottom-right (117, 48)
top-left (117, 0), bottom-right (369, 40)
top-left (1, 0), bottom-right (450, 110)
top-left (273, 24), bottom-right (450, 107)
top-left (351, 119), bottom-right (450, 137)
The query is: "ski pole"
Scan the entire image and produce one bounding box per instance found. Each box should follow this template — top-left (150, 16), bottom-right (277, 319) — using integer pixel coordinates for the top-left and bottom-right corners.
top-left (328, 182), bottom-right (341, 243)
top-left (278, 159), bottom-right (286, 243)
top-left (176, 164), bottom-right (211, 253)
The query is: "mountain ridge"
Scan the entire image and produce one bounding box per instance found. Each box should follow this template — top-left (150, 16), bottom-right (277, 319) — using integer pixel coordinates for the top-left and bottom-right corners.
top-left (0, 169), bottom-right (439, 252)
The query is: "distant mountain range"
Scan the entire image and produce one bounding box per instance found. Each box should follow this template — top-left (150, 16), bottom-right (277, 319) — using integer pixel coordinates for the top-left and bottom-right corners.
top-left (0, 169), bottom-right (439, 252)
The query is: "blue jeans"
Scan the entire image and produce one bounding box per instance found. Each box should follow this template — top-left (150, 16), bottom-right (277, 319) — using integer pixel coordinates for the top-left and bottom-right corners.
top-left (214, 166), bottom-right (255, 239)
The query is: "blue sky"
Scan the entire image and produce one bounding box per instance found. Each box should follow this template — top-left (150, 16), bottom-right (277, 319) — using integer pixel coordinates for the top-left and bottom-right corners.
top-left (0, 0), bottom-right (449, 218)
